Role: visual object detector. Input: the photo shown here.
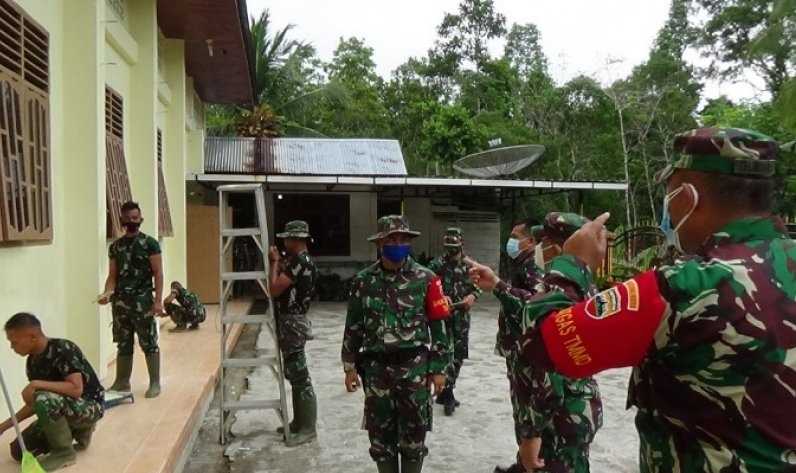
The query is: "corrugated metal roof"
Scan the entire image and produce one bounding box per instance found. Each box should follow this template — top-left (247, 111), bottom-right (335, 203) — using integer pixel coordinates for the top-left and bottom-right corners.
top-left (204, 137), bottom-right (408, 176)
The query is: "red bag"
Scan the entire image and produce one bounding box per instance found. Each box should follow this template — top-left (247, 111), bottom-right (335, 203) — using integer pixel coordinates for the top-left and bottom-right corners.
top-left (426, 276), bottom-right (451, 320)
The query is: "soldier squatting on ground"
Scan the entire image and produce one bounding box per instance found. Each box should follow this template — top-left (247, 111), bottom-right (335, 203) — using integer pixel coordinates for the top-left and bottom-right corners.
top-left (1, 313), bottom-right (105, 471)
top-left (162, 281), bottom-right (206, 332)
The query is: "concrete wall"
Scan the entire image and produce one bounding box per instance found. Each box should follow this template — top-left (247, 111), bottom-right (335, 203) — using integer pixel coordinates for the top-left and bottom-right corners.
top-left (0, 0), bottom-right (200, 406)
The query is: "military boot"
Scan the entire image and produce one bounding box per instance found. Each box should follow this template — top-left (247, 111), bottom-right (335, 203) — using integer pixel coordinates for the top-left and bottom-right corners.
top-left (435, 387), bottom-right (450, 406)
top-left (376, 457), bottom-right (399, 473)
top-left (9, 423), bottom-right (48, 462)
top-left (72, 422), bottom-right (97, 451)
top-left (109, 354), bottom-right (133, 392)
top-left (493, 463), bottom-right (526, 473)
top-left (36, 417), bottom-right (76, 471)
top-left (401, 456), bottom-right (424, 473)
top-left (285, 391), bottom-right (317, 446)
top-left (276, 390), bottom-right (300, 435)
top-left (144, 352), bottom-right (161, 398)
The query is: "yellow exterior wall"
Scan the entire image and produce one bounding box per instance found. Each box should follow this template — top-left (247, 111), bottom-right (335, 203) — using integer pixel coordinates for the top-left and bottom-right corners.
top-left (0, 0), bottom-right (206, 406)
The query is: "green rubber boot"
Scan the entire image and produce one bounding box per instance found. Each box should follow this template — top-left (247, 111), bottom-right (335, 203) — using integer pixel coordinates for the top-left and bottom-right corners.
top-left (36, 417), bottom-right (76, 471)
top-left (72, 422), bottom-right (97, 451)
top-left (276, 390), bottom-right (299, 435)
top-left (285, 391), bottom-right (317, 446)
top-left (144, 352), bottom-right (161, 398)
top-left (109, 354), bottom-right (133, 392)
top-left (376, 457), bottom-right (399, 473)
top-left (401, 456), bottom-right (424, 473)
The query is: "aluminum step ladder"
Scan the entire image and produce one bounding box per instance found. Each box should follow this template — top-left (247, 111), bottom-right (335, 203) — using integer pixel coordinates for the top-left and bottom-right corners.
top-left (217, 184), bottom-right (290, 445)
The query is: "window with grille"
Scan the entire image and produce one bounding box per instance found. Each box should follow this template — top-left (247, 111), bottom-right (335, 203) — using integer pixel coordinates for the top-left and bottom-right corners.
top-left (105, 86), bottom-right (132, 239)
top-left (0, 0), bottom-right (51, 242)
top-left (157, 129), bottom-right (173, 237)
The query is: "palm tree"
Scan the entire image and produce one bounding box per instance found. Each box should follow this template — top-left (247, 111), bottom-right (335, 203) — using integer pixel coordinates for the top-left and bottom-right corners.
top-left (206, 10), bottom-right (349, 138)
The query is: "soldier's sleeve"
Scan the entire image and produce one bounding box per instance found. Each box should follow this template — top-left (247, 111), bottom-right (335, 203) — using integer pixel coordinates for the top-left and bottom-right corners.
top-left (426, 258), bottom-right (442, 274)
top-left (282, 255), bottom-right (303, 283)
top-left (428, 318), bottom-right (449, 375)
top-left (146, 237), bottom-right (162, 256)
top-left (497, 255), bottom-right (670, 378)
top-left (108, 241), bottom-right (117, 260)
top-left (54, 341), bottom-right (88, 381)
top-left (341, 277), bottom-right (365, 372)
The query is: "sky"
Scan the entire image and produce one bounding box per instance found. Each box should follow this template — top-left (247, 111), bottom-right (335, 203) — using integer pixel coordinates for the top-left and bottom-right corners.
top-left (247, 0), bottom-right (769, 103)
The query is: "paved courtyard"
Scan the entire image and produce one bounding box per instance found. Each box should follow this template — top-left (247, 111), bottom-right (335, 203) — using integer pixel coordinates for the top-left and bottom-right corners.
top-left (186, 299), bottom-right (639, 473)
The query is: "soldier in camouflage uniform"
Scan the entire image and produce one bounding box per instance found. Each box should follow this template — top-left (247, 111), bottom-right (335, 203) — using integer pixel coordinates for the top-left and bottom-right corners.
top-left (98, 201), bottom-right (164, 399)
top-left (427, 227), bottom-right (481, 416)
top-left (496, 218), bottom-right (546, 473)
top-left (342, 215), bottom-right (450, 473)
top-left (470, 128), bottom-right (796, 472)
top-left (268, 220), bottom-right (319, 446)
top-left (2, 313), bottom-right (104, 471)
top-left (162, 281), bottom-right (206, 332)
top-left (504, 213), bottom-right (603, 473)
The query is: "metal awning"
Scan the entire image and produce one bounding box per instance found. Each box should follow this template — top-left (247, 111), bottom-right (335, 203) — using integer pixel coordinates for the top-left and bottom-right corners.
top-left (187, 172), bottom-right (628, 191)
top-left (205, 137), bottom-right (408, 176)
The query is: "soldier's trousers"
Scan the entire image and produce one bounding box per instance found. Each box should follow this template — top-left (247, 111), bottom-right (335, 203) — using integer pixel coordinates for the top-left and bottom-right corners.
top-left (282, 347), bottom-right (315, 401)
top-left (112, 301), bottom-right (159, 355)
top-left (445, 310), bottom-right (470, 390)
top-left (165, 302), bottom-right (204, 327)
top-left (11, 392), bottom-right (102, 460)
top-left (360, 355), bottom-right (432, 463)
top-left (505, 352), bottom-right (523, 446)
top-left (536, 401), bottom-right (600, 473)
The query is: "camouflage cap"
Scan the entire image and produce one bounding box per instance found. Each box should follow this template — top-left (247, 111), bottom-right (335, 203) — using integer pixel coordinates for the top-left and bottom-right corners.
top-left (443, 227), bottom-right (463, 247)
top-left (276, 220), bottom-right (311, 239)
top-left (539, 212), bottom-right (588, 243)
top-left (530, 225), bottom-right (544, 241)
top-left (656, 127), bottom-right (779, 183)
top-left (368, 215), bottom-right (421, 242)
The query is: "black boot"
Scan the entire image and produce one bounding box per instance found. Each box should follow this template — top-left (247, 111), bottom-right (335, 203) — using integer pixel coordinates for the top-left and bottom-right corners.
top-left (435, 387), bottom-right (450, 406)
top-left (444, 389), bottom-right (458, 416)
top-left (401, 456), bottom-right (424, 473)
top-left (493, 463), bottom-right (526, 473)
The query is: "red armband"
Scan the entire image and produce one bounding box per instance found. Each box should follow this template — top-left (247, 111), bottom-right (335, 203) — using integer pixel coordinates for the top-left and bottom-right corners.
top-left (540, 270), bottom-right (667, 378)
top-left (426, 276), bottom-right (451, 321)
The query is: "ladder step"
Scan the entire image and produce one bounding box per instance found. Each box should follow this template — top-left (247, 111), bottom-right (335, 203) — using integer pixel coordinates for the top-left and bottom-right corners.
top-left (222, 357), bottom-right (278, 368)
top-left (222, 271), bottom-right (268, 281)
top-left (222, 315), bottom-right (269, 325)
top-left (222, 228), bottom-right (262, 237)
top-left (223, 400), bottom-right (282, 411)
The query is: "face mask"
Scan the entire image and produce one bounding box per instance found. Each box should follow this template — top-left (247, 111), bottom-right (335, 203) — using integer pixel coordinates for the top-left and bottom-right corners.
top-left (123, 221), bottom-right (141, 233)
top-left (382, 244), bottom-right (411, 263)
top-left (506, 238), bottom-right (525, 260)
top-left (445, 246), bottom-right (461, 256)
top-left (659, 184), bottom-right (698, 252)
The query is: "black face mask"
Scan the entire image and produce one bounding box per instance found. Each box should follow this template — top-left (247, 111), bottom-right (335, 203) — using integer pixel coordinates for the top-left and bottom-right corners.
top-left (123, 221), bottom-right (142, 233)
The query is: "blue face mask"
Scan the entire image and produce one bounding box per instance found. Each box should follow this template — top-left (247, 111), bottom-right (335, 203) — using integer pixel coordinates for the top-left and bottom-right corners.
top-left (659, 184), bottom-right (698, 253)
top-left (506, 238), bottom-right (523, 259)
top-left (382, 244), bottom-right (411, 263)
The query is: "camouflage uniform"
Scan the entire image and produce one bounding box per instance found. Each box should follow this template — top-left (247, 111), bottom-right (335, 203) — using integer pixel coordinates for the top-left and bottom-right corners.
top-left (11, 339), bottom-right (104, 459)
top-left (274, 246), bottom-right (318, 400)
top-left (342, 216), bottom-right (449, 466)
top-left (500, 128), bottom-right (796, 472)
top-left (109, 232), bottom-right (161, 355)
top-left (496, 248), bottom-right (546, 446)
top-left (427, 228), bottom-right (481, 392)
top-left (165, 286), bottom-right (206, 327)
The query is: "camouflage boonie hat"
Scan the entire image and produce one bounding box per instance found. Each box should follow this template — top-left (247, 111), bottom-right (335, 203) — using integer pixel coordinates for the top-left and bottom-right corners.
top-left (276, 220), bottom-right (311, 239)
top-left (443, 227), bottom-right (463, 247)
top-left (368, 215), bottom-right (421, 242)
top-left (539, 212), bottom-right (588, 243)
top-left (656, 127), bottom-right (779, 183)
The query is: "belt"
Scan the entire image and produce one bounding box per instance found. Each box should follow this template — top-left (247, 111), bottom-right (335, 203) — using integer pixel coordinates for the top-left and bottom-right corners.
top-left (360, 346), bottom-right (428, 366)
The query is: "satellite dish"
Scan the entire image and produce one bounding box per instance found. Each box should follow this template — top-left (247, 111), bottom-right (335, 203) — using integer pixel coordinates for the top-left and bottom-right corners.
top-left (453, 145), bottom-right (546, 178)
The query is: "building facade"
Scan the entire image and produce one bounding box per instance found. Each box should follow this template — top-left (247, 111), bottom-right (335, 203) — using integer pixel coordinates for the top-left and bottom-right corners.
top-left (0, 0), bottom-right (253, 401)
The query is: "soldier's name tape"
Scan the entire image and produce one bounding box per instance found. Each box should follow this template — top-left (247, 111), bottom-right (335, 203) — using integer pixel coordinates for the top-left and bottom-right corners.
top-left (539, 270), bottom-right (666, 378)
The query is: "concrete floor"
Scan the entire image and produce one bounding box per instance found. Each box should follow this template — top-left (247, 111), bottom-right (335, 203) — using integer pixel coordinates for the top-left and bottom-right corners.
top-left (184, 299), bottom-right (639, 473)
